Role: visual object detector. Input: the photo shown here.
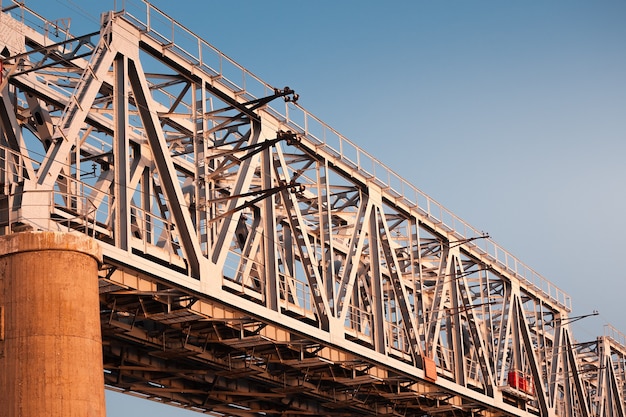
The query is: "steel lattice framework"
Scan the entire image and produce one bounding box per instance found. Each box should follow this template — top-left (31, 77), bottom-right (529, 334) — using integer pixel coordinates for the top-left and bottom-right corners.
top-left (0, 1), bottom-right (625, 416)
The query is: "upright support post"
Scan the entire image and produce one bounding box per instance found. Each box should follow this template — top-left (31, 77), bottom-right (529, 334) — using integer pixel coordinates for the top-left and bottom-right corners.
top-left (0, 231), bottom-right (104, 417)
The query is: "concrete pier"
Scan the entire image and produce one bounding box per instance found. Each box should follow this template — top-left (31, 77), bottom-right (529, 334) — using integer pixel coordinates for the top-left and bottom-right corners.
top-left (0, 231), bottom-right (105, 417)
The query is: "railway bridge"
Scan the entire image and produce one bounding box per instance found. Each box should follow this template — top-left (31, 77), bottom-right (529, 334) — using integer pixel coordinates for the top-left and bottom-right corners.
top-left (0, 1), bottom-right (625, 416)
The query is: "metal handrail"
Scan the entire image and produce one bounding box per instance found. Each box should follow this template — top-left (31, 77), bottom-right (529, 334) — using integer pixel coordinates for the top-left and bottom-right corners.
top-left (605, 324), bottom-right (626, 349)
top-left (2, 0), bottom-right (571, 311)
top-left (109, 0), bottom-right (571, 311)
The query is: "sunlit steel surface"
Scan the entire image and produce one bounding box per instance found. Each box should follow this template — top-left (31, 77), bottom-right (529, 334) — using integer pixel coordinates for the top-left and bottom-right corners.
top-left (0, 1), bottom-right (625, 416)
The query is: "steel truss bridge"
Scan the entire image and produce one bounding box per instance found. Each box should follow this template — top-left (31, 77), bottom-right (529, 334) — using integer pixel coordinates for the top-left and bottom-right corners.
top-left (0, 1), bottom-right (625, 416)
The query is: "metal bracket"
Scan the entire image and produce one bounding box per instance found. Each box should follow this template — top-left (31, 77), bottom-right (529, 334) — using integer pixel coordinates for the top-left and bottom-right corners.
top-left (207, 180), bottom-right (304, 224)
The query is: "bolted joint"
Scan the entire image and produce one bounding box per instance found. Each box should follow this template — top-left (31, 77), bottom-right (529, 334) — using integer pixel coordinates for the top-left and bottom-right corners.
top-left (276, 129), bottom-right (300, 146)
top-left (287, 181), bottom-right (305, 195)
top-left (278, 180), bottom-right (305, 196)
top-left (273, 86), bottom-right (299, 103)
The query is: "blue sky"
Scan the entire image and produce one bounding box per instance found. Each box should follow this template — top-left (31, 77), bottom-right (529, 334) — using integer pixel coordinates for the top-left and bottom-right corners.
top-left (13, 0), bottom-right (626, 415)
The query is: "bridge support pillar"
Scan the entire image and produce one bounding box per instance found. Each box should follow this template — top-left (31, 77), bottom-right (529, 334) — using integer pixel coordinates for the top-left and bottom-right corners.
top-left (0, 231), bottom-right (105, 417)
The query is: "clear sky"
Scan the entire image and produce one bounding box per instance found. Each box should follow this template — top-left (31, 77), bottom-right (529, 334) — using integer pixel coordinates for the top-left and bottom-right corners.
top-left (11, 0), bottom-right (626, 415)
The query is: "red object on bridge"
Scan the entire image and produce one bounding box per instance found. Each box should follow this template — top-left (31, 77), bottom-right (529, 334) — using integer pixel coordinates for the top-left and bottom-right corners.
top-left (508, 370), bottom-right (522, 390)
top-left (508, 370), bottom-right (533, 394)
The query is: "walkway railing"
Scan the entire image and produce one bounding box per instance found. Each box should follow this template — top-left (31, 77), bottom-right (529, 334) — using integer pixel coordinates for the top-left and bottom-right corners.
top-left (111, 0), bottom-right (571, 311)
top-left (5, 0), bottom-right (572, 311)
top-left (605, 324), bottom-right (626, 350)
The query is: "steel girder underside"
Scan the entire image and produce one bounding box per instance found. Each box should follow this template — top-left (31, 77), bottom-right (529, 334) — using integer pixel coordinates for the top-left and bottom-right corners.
top-left (0, 2), bottom-right (625, 416)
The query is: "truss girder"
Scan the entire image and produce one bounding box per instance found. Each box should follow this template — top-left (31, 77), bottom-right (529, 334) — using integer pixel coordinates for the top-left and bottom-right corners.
top-left (0, 3), bottom-right (625, 417)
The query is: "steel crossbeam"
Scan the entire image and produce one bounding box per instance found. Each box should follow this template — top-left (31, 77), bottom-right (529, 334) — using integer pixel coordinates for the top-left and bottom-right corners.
top-left (0, 1), bottom-right (625, 416)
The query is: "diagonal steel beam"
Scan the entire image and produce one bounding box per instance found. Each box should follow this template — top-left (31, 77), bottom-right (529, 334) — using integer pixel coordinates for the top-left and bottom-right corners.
top-left (35, 21), bottom-right (117, 189)
top-left (377, 205), bottom-right (424, 365)
top-left (0, 87), bottom-right (35, 181)
top-left (424, 244), bottom-right (449, 360)
top-left (336, 193), bottom-right (371, 323)
top-left (209, 123), bottom-right (260, 269)
top-left (563, 328), bottom-right (591, 417)
top-left (456, 262), bottom-right (495, 395)
top-left (127, 57), bottom-right (203, 277)
top-left (514, 294), bottom-right (553, 416)
top-left (278, 183), bottom-right (331, 330)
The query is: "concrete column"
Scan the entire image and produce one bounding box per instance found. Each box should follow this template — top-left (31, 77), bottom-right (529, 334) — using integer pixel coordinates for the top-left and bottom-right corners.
top-left (0, 231), bottom-right (105, 417)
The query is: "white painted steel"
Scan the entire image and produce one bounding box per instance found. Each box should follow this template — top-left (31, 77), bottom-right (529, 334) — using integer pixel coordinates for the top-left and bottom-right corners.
top-left (0, 1), bottom-right (623, 416)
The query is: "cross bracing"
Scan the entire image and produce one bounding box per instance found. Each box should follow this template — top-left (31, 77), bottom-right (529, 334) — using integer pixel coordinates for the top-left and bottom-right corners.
top-left (0, 1), bottom-right (625, 416)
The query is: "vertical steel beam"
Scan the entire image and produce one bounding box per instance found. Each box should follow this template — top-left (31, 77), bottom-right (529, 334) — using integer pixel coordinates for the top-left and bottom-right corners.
top-left (261, 134), bottom-right (278, 311)
top-left (113, 54), bottom-right (130, 250)
top-left (318, 162), bottom-right (335, 315)
top-left (369, 206), bottom-right (386, 354)
top-left (448, 254), bottom-right (467, 387)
